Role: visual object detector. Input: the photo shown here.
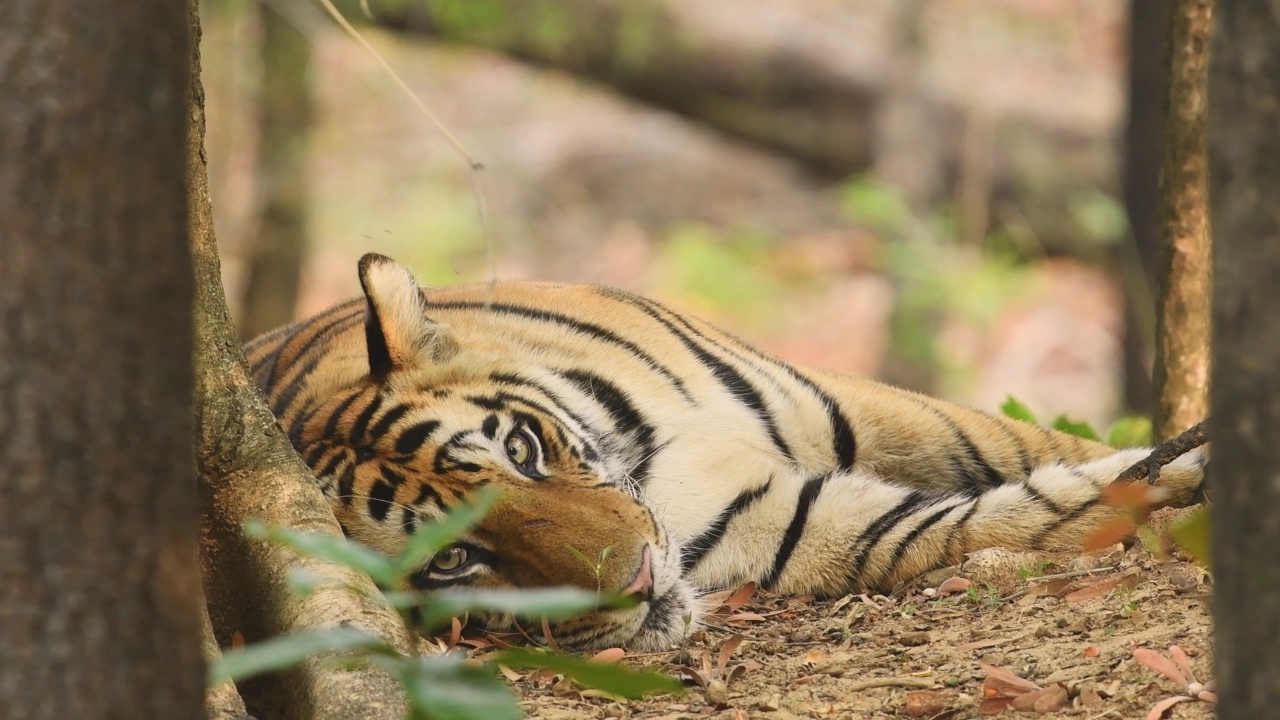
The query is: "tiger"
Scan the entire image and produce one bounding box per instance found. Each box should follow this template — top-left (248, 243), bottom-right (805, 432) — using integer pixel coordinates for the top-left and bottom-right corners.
top-left (245, 253), bottom-right (1207, 651)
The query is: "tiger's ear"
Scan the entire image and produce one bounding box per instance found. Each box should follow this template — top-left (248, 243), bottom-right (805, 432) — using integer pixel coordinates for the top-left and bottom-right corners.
top-left (357, 253), bottom-right (457, 380)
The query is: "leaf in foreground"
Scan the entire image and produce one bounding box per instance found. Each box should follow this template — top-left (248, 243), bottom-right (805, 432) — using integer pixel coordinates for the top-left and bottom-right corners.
top-left (244, 519), bottom-right (398, 587)
top-left (417, 587), bottom-right (634, 633)
top-left (402, 654), bottom-right (520, 720)
top-left (1168, 506), bottom-right (1212, 570)
top-left (208, 627), bottom-right (385, 684)
top-left (494, 647), bottom-right (682, 698)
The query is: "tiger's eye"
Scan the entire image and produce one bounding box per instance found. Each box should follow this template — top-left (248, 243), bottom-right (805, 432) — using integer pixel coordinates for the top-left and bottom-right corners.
top-left (505, 434), bottom-right (531, 465)
top-left (431, 546), bottom-right (468, 572)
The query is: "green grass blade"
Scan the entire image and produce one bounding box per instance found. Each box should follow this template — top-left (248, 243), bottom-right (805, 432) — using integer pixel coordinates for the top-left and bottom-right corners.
top-left (397, 487), bottom-right (504, 575)
top-left (244, 519), bottom-right (398, 587)
top-left (401, 655), bottom-right (520, 720)
top-left (207, 627), bottom-right (385, 685)
top-left (493, 647), bottom-right (682, 698)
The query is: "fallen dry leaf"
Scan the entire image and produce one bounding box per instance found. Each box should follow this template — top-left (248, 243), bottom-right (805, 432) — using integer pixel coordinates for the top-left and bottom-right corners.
top-left (1084, 518), bottom-right (1138, 552)
top-left (1064, 573), bottom-right (1140, 603)
top-left (590, 647), bottom-right (626, 664)
top-left (1145, 695), bottom-right (1194, 720)
top-left (937, 576), bottom-right (973, 595)
top-left (979, 662), bottom-right (1042, 697)
top-left (1084, 646), bottom-right (1100, 657)
top-left (496, 664), bottom-right (523, 682)
top-left (1168, 645), bottom-right (1197, 683)
top-left (957, 638), bottom-right (1012, 652)
top-left (726, 612), bottom-right (767, 623)
top-left (724, 582), bottom-right (757, 613)
top-left (1134, 648), bottom-right (1189, 687)
top-left (717, 635), bottom-right (745, 677)
top-left (1010, 684), bottom-right (1067, 713)
top-left (904, 690), bottom-right (952, 717)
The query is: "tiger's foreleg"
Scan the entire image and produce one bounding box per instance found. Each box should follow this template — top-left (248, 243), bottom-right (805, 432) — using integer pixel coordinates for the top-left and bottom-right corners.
top-left (770, 448), bottom-right (1207, 597)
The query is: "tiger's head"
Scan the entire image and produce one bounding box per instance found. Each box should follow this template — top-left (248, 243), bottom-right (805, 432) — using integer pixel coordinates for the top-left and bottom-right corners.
top-left (293, 254), bottom-right (695, 650)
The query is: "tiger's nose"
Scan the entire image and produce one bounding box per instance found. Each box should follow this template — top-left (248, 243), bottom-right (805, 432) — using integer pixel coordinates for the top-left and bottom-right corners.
top-left (620, 545), bottom-right (655, 602)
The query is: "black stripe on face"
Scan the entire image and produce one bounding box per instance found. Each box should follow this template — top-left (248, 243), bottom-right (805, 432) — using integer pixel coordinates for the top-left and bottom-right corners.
top-left (369, 403), bottom-right (411, 440)
top-left (367, 476), bottom-right (398, 522)
top-left (268, 305), bottom-right (366, 415)
top-left (481, 414), bottom-right (501, 440)
top-left (425, 299), bottom-right (694, 402)
top-left (847, 490), bottom-right (933, 587)
top-left (558, 369), bottom-right (658, 485)
top-left (433, 431), bottom-right (483, 474)
top-left (681, 478), bottom-right (773, 573)
top-left (348, 395), bottom-right (384, 446)
top-left (395, 420), bottom-right (440, 456)
top-left (321, 389), bottom-right (366, 440)
top-left (490, 372), bottom-right (597, 437)
top-left (760, 473), bottom-right (831, 590)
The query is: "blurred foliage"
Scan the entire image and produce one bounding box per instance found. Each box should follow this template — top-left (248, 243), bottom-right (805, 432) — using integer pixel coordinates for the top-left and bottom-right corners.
top-left (1001, 394), bottom-right (1153, 448)
top-left (654, 223), bottom-right (792, 331)
top-left (842, 176), bottom-right (1036, 391)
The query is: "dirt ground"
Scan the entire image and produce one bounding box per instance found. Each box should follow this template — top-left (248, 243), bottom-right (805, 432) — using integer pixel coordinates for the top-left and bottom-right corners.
top-left (487, 508), bottom-right (1214, 720)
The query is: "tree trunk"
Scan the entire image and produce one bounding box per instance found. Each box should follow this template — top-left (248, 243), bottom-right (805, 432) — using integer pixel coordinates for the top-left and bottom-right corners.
top-left (0, 2), bottom-right (204, 717)
top-left (239, 0), bottom-right (313, 340)
top-left (1153, 0), bottom-right (1214, 441)
top-left (186, 2), bottom-right (414, 718)
top-left (1208, 1), bottom-right (1280, 714)
top-left (1119, 0), bottom-right (1171, 415)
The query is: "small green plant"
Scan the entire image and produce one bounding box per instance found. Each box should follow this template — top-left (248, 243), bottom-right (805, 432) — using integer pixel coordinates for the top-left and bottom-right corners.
top-left (1017, 561), bottom-right (1054, 580)
top-left (209, 488), bottom-right (680, 719)
top-left (567, 544), bottom-right (615, 597)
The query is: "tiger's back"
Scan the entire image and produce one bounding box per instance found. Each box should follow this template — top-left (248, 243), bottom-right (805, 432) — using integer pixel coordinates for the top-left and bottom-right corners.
top-left (246, 254), bottom-right (1206, 650)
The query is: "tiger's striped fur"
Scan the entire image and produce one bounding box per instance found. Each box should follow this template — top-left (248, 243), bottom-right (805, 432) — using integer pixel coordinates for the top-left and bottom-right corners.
top-left (246, 254), bottom-right (1206, 650)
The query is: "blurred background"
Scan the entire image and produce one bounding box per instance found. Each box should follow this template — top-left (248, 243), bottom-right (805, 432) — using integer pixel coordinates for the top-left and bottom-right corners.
top-left (204, 0), bottom-right (1168, 430)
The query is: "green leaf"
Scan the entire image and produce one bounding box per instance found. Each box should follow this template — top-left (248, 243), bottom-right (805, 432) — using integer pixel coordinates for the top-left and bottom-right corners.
top-left (207, 627), bottom-right (385, 685)
top-left (1050, 415), bottom-right (1101, 442)
top-left (401, 654), bottom-right (520, 720)
top-left (286, 567), bottom-right (326, 598)
top-left (1000, 396), bottom-right (1038, 425)
top-left (493, 648), bottom-right (682, 698)
top-left (566, 545), bottom-right (598, 574)
top-left (1106, 416), bottom-right (1153, 448)
top-left (397, 486), bottom-right (504, 575)
top-left (1168, 507), bottom-right (1212, 570)
top-left (244, 519), bottom-right (398, 587)
top-left (417, 587), bottom-right (632, 633)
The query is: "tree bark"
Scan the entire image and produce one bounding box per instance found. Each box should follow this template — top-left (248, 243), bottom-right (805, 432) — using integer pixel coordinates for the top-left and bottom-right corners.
top-left (1120, 0), bottom-right (1171, 414)
top-left (1153, 0), bottom-right (1214, 441)
top-left (0, 2), bottom-right (204, 717)
top-left (239, 0), bottom-right (313, 340)
top-left (1208, 1), bottom-right (1280, 714)
top-left (187, 3), bottom-right (414, 719)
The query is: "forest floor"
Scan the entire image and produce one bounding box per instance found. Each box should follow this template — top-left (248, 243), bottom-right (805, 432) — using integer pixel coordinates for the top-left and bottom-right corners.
top-left (483, 508), bottom-right (1214, 720)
